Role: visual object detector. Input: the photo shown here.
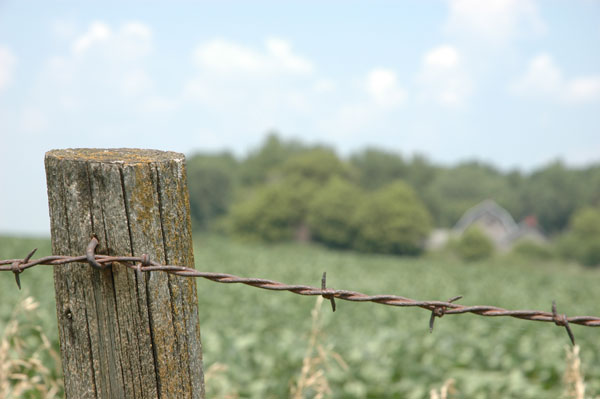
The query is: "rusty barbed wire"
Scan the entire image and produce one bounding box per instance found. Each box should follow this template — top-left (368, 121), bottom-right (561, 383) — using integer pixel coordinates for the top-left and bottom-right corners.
top-left (2, 236), bottom-right (599, 344)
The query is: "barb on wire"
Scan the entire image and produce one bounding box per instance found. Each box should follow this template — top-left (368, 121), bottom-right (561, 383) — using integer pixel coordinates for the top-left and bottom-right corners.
top-left (11, 247), bottom-right (37, 290)
top-left (429, 295), bottom-right (463, 333)
top-left (552, 300), bottom-right (575, 345)
top-left (86, 235), bottom-right (105, 270)
top-left (1, 236), bottom-right (600, 344)
top-left (321, 272), bottom-right (336, 312)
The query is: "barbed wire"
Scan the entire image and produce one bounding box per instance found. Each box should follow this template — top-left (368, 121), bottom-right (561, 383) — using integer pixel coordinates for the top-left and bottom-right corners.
top-left (2, 236), bottom-right (599, 345)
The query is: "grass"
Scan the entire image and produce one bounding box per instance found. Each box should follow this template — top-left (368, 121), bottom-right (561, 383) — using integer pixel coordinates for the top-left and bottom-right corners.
top-left (0, 297), bottom-right (63, 399)
top-left (1, 234), bottom-right (600, 398)
top-left (429, 379), bottom-right (456, 399)
top-left (0, 236), bottom-right (56, 343)
top-left (289, 296), bottom-right (348, 399)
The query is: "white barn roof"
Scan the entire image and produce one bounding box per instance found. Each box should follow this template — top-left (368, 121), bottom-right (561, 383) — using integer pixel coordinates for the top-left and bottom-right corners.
top-left (453, 199), bottom-right (518, 234)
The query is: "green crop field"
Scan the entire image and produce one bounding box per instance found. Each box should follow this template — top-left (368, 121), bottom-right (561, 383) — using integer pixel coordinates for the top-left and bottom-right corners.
top-left (1, 234), bottom-right (599, 398)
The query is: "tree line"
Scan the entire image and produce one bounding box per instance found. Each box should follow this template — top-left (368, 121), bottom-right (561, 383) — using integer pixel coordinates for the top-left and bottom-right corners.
top-left (186, 133), bottom-right (600, 265)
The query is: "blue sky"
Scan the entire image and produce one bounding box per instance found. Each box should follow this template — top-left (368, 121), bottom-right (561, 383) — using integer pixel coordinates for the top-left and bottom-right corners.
top-left (1, 1), bottom-right (599, 234)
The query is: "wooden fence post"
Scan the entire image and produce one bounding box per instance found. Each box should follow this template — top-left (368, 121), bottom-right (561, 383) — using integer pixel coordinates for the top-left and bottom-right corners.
top-left (45, 148), bottom-right (204, 398)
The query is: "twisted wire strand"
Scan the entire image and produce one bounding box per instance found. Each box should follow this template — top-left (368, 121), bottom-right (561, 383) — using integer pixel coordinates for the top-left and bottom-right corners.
top-left (2, 237), bottom-right (598, 345)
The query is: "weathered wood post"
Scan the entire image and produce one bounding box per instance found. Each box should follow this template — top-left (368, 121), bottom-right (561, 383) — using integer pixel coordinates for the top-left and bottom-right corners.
top-left (45, 148), bottom-right (204, 398)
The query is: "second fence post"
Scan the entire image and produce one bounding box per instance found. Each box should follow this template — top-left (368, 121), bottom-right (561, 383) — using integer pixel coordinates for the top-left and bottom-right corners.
top-left (45, 148), bottom-right (204, 399)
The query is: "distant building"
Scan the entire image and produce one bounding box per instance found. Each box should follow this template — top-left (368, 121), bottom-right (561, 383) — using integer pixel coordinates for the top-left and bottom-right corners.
top-left (454, 199), bottom-right (517, 247)
top-left (502, 215), bottom-right (547, 249)
top-left (426, 199), bottom-right (547, 251)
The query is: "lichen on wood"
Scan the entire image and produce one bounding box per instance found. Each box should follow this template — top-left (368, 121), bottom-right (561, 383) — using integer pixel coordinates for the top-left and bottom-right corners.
top-left (45, 148), bottom-right (204, 399)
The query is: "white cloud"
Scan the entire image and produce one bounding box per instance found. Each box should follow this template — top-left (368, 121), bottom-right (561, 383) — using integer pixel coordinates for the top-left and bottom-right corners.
top-left (184, 37), bottom-right (319, 122)
top-left (511, 53), bottom-right (600, 103)
top-left (72, 21), bottom-right (152, 59)
top-left (0, 46), bottom-right (17, 91)
top-left (417, 45), bottom-right (472, 107)
top-left (122, 22), bottom-right (151, 39)
top-left (194, 39), bottom-right (262, 72)
top-left (38, 20), bottom-right (165, 114)
top-left (193, 37), bottom-right (313, 76)
top-left (265, 38), bottom-right (313, 74)
top-left (72, 21), bottom-right (112, 55)
top-left (565, 77), bottom-right (600, 103)
top-left (117, 22), bottom-right (153, 60)
top-left (445, 0), bottom-right (545, 44)
top-left (512, 54), bottom-right (560, 94)
top-left (366, 68), bottom-right (407, 107)
top-left (318, 69), bottom-right (409, 138)
top-left (424, 45), bottom-right (459, 69)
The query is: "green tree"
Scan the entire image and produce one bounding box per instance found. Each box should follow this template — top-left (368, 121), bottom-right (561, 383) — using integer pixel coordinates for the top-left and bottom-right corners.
top-left (520, 161), bottom-right (585, 233)
top-left (423, 161), bottom-right (518, 227)
top-left (228, 180), bottom-right (312, 241)
top-left (282, 147), bottom-right (352, 183)
top-left (353, 181), bottom-right (432, 255)
top-left (349, 150), bottom-right (438, 198)
top-left (228, 147), bottom-right (349, 242)
top-left (187, 152), bottom-right (238, 230)
top-left (350, 148), bottom-right (407, 190)
top-left (454, 227), bottom-right (494, 262)
top-left (557, 207), bottom-right (600, 267)
top-left (580, 165), bottom-right (600, 208)
top-left (503, 170), bottom-right (528, 221)
top-left (405, 154), bottom-right (438, 193)
top-left (239, 132), bottom-right (307, 185)
top-left (307, 178), bottom-right (363, 248)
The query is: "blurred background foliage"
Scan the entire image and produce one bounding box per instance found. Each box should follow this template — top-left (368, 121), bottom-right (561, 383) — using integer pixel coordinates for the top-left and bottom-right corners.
top-left (3, 133), bottom-right (600, 397)
top-left (453, 227), bottom-right (495, 262)
top-left (187, 132), bottom-right (600, 266)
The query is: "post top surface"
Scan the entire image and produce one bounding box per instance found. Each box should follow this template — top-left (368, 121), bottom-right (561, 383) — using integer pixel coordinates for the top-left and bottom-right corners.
top-left (46, 148), bottom-right (185, 164)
